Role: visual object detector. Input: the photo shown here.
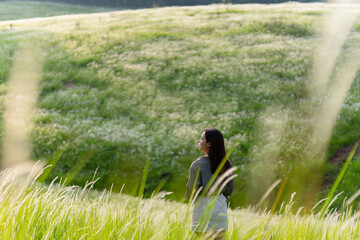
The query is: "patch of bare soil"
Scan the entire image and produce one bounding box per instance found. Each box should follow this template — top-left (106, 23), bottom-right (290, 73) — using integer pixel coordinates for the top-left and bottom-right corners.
top-left (329, 144), bottom-right (360, 165)
top-left (323, 142), bottom-right (360, 189)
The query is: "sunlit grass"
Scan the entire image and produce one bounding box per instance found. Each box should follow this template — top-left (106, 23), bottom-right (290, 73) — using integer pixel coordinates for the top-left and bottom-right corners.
top-left (1, 170), bottom-right (360, 239)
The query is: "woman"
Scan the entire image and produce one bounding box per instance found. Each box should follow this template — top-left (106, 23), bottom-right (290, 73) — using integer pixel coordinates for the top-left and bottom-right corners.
top-left (186, 128), bottom-right (235, 240)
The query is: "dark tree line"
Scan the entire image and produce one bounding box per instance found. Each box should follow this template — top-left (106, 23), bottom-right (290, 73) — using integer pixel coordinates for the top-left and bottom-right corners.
top-left (0, 0), bottom-right (323, 8)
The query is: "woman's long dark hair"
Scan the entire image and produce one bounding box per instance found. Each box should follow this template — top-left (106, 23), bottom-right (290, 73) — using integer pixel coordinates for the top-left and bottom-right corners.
top-left (204, 128), bottom-right (231, 175)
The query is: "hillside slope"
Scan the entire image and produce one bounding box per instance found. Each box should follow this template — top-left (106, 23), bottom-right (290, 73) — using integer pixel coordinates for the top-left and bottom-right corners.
top-left (0, 1), bottom-right (122, 21)
top-left (0, 3), bottom-right (359, 208)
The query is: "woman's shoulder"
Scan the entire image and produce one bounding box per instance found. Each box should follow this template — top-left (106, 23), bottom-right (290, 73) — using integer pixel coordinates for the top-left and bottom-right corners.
top-left (190, 156), bottom-right (210, 169)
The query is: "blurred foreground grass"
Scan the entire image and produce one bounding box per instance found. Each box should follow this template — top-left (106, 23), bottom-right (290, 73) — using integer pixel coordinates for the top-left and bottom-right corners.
top-left (1, 169), bottom-right (360, 240)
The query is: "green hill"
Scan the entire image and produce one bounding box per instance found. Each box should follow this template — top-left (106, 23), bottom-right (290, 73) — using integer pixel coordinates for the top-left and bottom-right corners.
top-left (0, 3), bottom-right (359, 208)
top-left (0, 1), bottom-right (123, 21)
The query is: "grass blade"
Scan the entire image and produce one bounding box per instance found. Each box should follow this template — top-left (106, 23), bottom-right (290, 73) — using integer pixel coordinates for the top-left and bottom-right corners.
top-left (320, 140), bottom-right (360, 218)
top-left (37, 142), bottom-right (68, 183)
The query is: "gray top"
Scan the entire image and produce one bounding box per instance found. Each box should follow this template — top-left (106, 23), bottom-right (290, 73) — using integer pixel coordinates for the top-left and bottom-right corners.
top-left (186, 156), bottom-right (235, 199)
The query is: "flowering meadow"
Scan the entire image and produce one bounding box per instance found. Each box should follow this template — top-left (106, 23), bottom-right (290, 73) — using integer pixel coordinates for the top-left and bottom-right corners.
top-left (0, 2), bottom-right (360, 209)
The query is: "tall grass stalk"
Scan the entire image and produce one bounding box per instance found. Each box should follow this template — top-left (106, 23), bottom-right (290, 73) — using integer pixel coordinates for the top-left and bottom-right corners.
top-left (37, 142), bottom-right (68, 183)
top-left (1, 37), bottom-right (46, 181)
top-left (0, 168), bottom-right (359, 239)
top-left (249, 0), bottom-right (360, 209)
top-left (271, 176), bottom-right (288, 213)
top-left (320, 141), bottom-right (360, 218)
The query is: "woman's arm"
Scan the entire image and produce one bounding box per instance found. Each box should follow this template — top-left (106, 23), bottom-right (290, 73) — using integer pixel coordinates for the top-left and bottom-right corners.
top-left (221, 162), bottom-right (235, 199)
top-left (222, 177), bottom-right (234, 199)
top-left (185, 161), bottom-right (202, 199)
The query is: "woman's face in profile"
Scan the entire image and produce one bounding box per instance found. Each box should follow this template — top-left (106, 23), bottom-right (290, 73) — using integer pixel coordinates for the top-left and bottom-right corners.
top-left (198, 132), bottom-right (209, 153)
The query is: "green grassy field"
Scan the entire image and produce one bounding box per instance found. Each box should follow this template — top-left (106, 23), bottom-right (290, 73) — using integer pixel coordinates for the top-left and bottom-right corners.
top-left (1, 169), bottom-right (360, 240)
top-left (0, 1), bottom-right (122, 21)
top-left (0, 2), bottom-right (360, 210)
